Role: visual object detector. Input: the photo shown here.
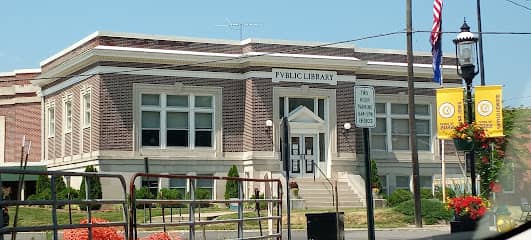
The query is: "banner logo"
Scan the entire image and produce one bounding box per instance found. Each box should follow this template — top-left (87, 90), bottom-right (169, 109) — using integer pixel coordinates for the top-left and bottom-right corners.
top-left (439, 102), bottom-right (455, 118)
top-left (477, 100), bottom-right (493, 117)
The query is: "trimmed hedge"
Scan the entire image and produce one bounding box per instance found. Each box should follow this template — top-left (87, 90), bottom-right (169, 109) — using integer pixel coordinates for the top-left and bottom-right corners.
top-left (393, 199), bottom-right (452, 224)
top-left (388, 189), bottom-right (412, 206)
top-left (420, 188), bottom-right (434, 199)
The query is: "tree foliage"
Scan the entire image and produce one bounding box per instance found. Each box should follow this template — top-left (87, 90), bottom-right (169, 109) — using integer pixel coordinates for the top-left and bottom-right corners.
top-left (370, 160), bottom-right (382, 190)
top-left (225, 165), bottom-right (240, 200)
top-left (79, 165), bottom-right (103, 210)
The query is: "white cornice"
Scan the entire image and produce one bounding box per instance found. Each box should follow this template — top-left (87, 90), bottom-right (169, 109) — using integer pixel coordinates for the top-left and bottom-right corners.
top-left (39, 31), bottom-right (445, 72)
top-left (0, 96), bottom-right (41, 105)
top-left (0, 85), bottom-right (40, 96)
top-left (39, 66), bottom-right (358, 96)
top-left (0, 68), bottom-right (41, 77)
top-left (356, 79), bottom-right (462, 89)
top-left (40, 32), bottom-right (100, 67)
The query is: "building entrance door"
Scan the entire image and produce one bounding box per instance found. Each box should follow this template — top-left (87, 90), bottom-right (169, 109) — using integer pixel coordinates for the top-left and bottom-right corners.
top-left (290, 135), bottom-right (317, 178)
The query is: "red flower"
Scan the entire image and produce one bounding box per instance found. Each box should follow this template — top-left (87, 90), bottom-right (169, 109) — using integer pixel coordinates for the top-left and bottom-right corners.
top-left (481, 155), bottom-right (489, 163)
top-left (447, 196), bottom-right (488, 220)
top-left (489, 182), bottom-right (502, 193)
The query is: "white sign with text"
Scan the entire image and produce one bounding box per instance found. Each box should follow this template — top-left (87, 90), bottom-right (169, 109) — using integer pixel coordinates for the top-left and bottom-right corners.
top-left (272, 68), bottom-right (337, 85)
top-left (355, 86), bottom-right (376, 128)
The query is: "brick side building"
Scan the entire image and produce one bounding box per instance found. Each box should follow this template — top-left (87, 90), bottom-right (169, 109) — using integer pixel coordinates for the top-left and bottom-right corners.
top-left (0, 69), bottom-right (43, 199)
top-left (4, 32), bottom-right (470, 204)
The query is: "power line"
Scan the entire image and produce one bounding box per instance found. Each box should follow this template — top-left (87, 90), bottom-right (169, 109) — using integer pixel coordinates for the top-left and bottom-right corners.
top-left (416, 30), bottom-right (531, 35)
top-left (15, 31), bottom-right (407, 83)
top-left (503, 0), bottom-right (531, 12)
top-left (7, 30), bottom-right (531, 84)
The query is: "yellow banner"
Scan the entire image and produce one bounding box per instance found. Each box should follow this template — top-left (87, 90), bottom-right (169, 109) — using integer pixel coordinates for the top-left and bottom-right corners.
top-left (475, 85), bottom-right (503, 137)
top-left (436, 88), bottom-right (465, 139)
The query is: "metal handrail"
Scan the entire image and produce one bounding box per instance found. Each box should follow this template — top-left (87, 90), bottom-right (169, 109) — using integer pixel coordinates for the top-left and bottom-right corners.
top-left (311, 160), bottom-right (337, 207)
top-left (311, 160), bottom-right (341, 240)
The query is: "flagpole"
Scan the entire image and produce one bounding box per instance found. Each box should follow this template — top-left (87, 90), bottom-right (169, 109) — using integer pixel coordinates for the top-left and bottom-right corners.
top-left (439, 2), bottom-right (447, 203)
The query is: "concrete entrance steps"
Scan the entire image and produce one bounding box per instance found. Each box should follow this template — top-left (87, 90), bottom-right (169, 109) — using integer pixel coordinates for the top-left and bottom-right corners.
top-left (296, 178), bottom-right (364, 209)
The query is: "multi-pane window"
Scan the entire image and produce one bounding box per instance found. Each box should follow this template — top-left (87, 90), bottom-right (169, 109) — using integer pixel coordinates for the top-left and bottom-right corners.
top-left (396, 175), bottom-right (410, 190)
top-left (372, 103), bottom-right (432, 151)
top-left (169, 178), bottom-right (187, 197)
top-left (47, 106), bottom-right (55, 137)
top-left (82, 92), bottom-right (91, 127)
top-left (278, 97), bottom-right (326, 120)
top-left (196, 175), bottom-right (214, 200)
top-left (420, 176), bottom-right (433, 189)
top-left (140, 94), bottom-right (214, 148)
top-left (141, 177), bottom-right (159, 197)
top-left (64, 101), bottom-right (72, 132)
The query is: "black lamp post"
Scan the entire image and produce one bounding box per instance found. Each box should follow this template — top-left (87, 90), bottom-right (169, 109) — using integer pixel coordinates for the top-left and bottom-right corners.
top-left (453, 21), bottom-right (479, 196)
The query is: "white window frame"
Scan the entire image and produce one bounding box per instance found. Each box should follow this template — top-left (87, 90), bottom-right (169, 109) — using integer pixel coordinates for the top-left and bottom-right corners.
top-left (47, 102), bottom-right (56, 138)
top-left (133, 83), bottom-right (222, 156)
top-left (81, 89), bottom-right (91, 128)
top-left (372, 100), bottom-right (433, 152)
top-left (63, 95), bottom-right (73, 133)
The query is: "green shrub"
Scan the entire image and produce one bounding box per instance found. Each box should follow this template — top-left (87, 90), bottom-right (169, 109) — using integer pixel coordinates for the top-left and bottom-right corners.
top-left (134, 186), bottom-right (156, 209)
top-left (434, 187), bottom-right (456, 201)
top-left (79, 166), bottom-right (103, 210)
top-left (185, 188), bottom-right (212, 208)
top-left (393, 199), bottom-right (452, 224)
top-left (420, 188), bottom-right (434, 199)
top-left (158, 188), bottom-right (184, 207)
top-left (388, 189), bottom-right (412, 206)
top-left (225, 165), bottom-right (240, 201)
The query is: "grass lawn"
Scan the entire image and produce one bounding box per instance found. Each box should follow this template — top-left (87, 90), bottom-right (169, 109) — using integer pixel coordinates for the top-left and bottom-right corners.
top-left (6, 206), bottom-right (408, 231)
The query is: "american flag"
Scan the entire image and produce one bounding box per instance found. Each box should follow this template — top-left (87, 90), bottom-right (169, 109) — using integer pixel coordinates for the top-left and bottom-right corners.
top-left (431, 0), bottom-right (443, 84)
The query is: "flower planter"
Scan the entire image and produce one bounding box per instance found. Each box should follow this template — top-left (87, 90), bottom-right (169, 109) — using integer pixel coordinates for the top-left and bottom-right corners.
top-left (453, 138), bottom-right (474, 151)
top-left (450, 215), bottom-right (479, 233)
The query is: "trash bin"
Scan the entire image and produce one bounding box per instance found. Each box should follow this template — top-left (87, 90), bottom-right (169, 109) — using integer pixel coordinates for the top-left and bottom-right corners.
top-left (305, 212), bottom-right (344, 240)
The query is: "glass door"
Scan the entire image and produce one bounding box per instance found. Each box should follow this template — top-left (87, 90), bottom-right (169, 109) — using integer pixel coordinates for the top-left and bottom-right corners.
top-left (290, 135), bottom-right (317, 178)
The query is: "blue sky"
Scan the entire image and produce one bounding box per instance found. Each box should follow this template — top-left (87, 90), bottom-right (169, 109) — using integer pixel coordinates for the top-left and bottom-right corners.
top-left (1, 0), bottom-right (530, 106)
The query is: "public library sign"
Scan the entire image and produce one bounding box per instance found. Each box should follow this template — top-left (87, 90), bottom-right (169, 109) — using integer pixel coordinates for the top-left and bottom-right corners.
top-left (272, 68), bottom-right (337, 85)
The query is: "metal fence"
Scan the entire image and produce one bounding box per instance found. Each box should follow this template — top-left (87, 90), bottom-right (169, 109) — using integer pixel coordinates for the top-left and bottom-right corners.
top-left (129, 173), bottom-right (283, 240)
top-left (0, 168), bottom-right (129, 240)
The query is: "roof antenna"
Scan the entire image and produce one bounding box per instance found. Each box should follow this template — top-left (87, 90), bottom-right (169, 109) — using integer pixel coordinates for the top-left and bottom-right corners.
top-left (217, 18), bottom-right (260, 41)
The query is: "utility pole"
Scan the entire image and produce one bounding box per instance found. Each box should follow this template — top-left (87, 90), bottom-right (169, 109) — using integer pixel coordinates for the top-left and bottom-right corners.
top-left (406, 0), bottom-right (422, 228)
top-left (476, 0), bottom-right (486, 85)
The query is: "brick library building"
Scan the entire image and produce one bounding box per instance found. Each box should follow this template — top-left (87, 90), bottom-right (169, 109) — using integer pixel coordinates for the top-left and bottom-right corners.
top-left (0, 32), bottom-right (467, 208)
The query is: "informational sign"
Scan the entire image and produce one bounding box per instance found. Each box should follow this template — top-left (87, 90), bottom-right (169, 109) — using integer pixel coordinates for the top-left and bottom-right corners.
top-left (272, 68), bottom-right (337, 85)
top-left (354, 86), bottom-right (376, 128)
top-left (475, 85), bottom-right (503, 137)
top-left (436, 88), bottom-right (465, 139)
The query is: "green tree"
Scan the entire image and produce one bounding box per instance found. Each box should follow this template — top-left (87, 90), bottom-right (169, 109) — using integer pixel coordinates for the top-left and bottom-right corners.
top-left (79, 165), bottom-right (102, 210)
top-left (28, 175), bottom-right (52, 201)
top-left (370, 160), bottom-right (382, 190)
top-left (224, 165), bottom-right (240, 200)
top-left (36, 175), bottom-right (51, 196)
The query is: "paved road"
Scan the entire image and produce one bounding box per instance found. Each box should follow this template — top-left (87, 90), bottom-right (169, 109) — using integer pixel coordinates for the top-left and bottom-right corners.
top-left (3, 226), bottom-right (502, 240)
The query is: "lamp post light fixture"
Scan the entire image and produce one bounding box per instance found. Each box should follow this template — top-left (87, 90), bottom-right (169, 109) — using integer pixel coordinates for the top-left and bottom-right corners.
top-left (453, 21), bottom-right (480, 196)
top-left (343, 122), bottom-right (352, 130)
